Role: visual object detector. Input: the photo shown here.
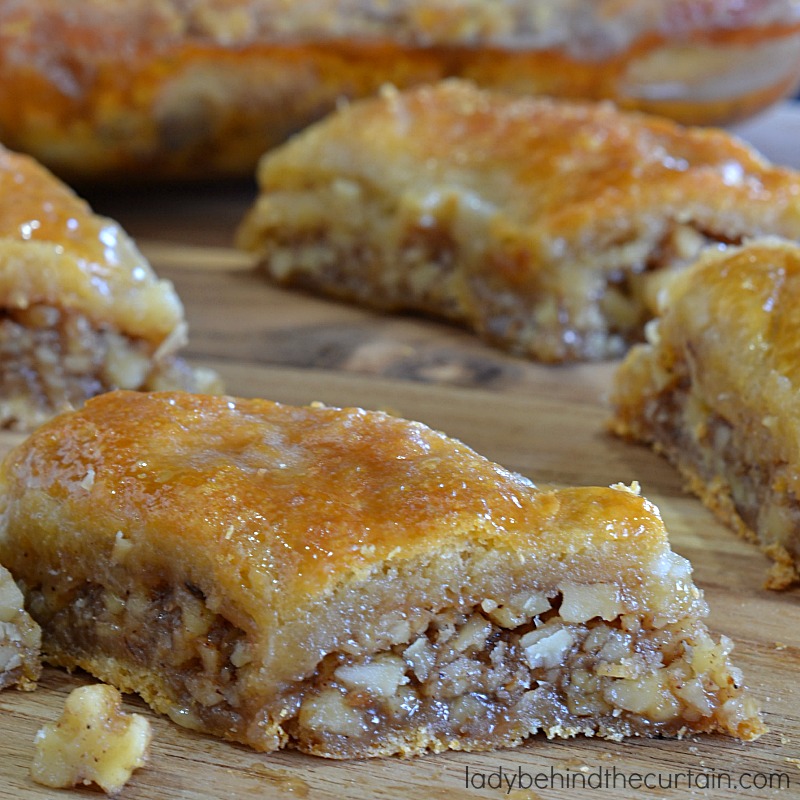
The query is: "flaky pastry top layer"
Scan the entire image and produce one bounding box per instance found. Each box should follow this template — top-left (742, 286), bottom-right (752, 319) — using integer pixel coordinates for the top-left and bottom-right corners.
top-left (0, 391), bottom-right (701, 688)
top-left (637, 238), bottom-right (800, 471)
top-left (0, 146), bottom-right (184, 344)
top-left (248, 80), bottom-right (800, 275)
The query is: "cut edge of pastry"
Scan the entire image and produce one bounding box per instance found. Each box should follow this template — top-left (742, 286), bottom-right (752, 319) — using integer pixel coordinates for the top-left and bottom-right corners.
top-left (611, 373), bottom-right (800, 592)
top-left (0, 562), bottom-right (41, 691)
top-left (0, 293), bottom-right (222, 431)
top-left (236, 81), bottom-right (790, 363)
top-left (0, 146), bottom-right (223, 430)
top-left (609, 238), bottom-right (800, 590)
top-left (33, 492), bottom-right (765, 758)
top-left (238, 190), bottom-right (738, 364)
top-left (39, 549), bottom-right (765, 758)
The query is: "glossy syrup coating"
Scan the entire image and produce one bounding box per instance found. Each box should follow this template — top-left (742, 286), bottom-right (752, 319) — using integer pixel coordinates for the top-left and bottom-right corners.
top-left (246, 80), bottom-right (800, 261)
top-left (618, 238), bottom-right (800, 488)
top-left (609, 237), bottom-right (800, 590)
top-left (0, 391), bottom-right (693, 690)
top-left (0, 146), bottom-right (183, 344)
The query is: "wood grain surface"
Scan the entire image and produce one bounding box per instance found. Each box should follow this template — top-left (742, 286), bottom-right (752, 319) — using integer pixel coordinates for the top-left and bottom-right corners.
top-left (2, 121), bottom-right (800, 799)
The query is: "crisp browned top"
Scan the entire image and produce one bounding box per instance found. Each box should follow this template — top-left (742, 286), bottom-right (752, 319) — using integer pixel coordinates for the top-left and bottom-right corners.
top-left (0, 146), bottom-right (184, 342)
top-left (648, 238), bottom-right (800, 461)
top-left (0, 391), bottom-right (672, 610)
top-left (250, 80), bottom-right (800, 269)
top-left (0, 391), bottom-right (703, 687)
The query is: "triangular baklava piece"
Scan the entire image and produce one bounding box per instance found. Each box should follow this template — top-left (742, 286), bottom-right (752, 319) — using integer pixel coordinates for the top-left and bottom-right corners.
top-left (0, 391), bottom-right (764, 756)
top-left (612, 238), bottom-right (800, 589)
top-left (238, 79), bottom-right (800, 362)
top-left (0, 145), bottom-right (220, 430)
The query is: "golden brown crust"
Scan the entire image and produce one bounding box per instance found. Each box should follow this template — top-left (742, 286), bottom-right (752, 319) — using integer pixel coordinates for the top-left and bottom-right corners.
top-left (238, 80), bottom-right (800, 362)
top-left (1, 0), bottom-right (799, 179)
top-left (0, 391), bottom-right (764, 755)
top-left (0, 392), bottom-right (682, 640)
top-left (0, 145), bottom-right (221, 429)
top-left (0, 147), bottom-right (182, 342)
top-left (611, 238), bottom-right (800, 588)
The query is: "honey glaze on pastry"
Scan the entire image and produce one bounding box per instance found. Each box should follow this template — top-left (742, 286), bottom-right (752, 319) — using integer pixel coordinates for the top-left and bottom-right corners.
top-left (0, 146), bottom-right (219, 430)
top-left (238, 80), bottom-right (800, 363)
top-left (0, 391), bottom-right (764, 756)
top-left (611, 238), bottom-right (800, 590)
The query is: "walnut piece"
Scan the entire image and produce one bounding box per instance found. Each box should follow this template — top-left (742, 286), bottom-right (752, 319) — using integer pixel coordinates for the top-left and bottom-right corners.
top-left (0, 563), bottom-right (40, 690)
top-left (31, 684), bottom-right (152, 795)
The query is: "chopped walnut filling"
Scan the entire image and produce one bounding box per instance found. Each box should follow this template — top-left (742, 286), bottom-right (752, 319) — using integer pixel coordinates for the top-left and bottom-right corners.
top-left (254, 177), bottom-right (737, 362)
top-left (620, 378), bottom-right (800, 589)
top-left (0, 303), bottom-right (217, 430)
top-left (0, 563), bottom-right (40, 691)
top-left (31, 684), bottom-right (152, 795)
top-left (26, 575), bottom-right (759, 757)
top-left (29, 579), bottom-right (254, 737)
top-left (289, 593), bottom-right (755, 756)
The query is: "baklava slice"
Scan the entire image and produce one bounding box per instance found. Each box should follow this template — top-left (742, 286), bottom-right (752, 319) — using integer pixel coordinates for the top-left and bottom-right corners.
top-left (0, 390), bottom-right (764, 757)
top-left (611, 238), bottom-right (800, 590)
top-left (0, 145), bottom-right (219, 430)
top-left (238, 80), bottom-right (800, 362)
top-left (0, 561), bottom-right (41, 691)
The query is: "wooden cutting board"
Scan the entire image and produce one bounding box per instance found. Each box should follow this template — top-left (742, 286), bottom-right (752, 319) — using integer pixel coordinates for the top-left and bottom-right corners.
top-left (1, 178), bottom-right (799, 800)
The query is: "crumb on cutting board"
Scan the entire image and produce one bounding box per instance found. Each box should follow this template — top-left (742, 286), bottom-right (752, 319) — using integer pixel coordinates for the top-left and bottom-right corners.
top-left (31, 684), bottom-right (152, 795)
